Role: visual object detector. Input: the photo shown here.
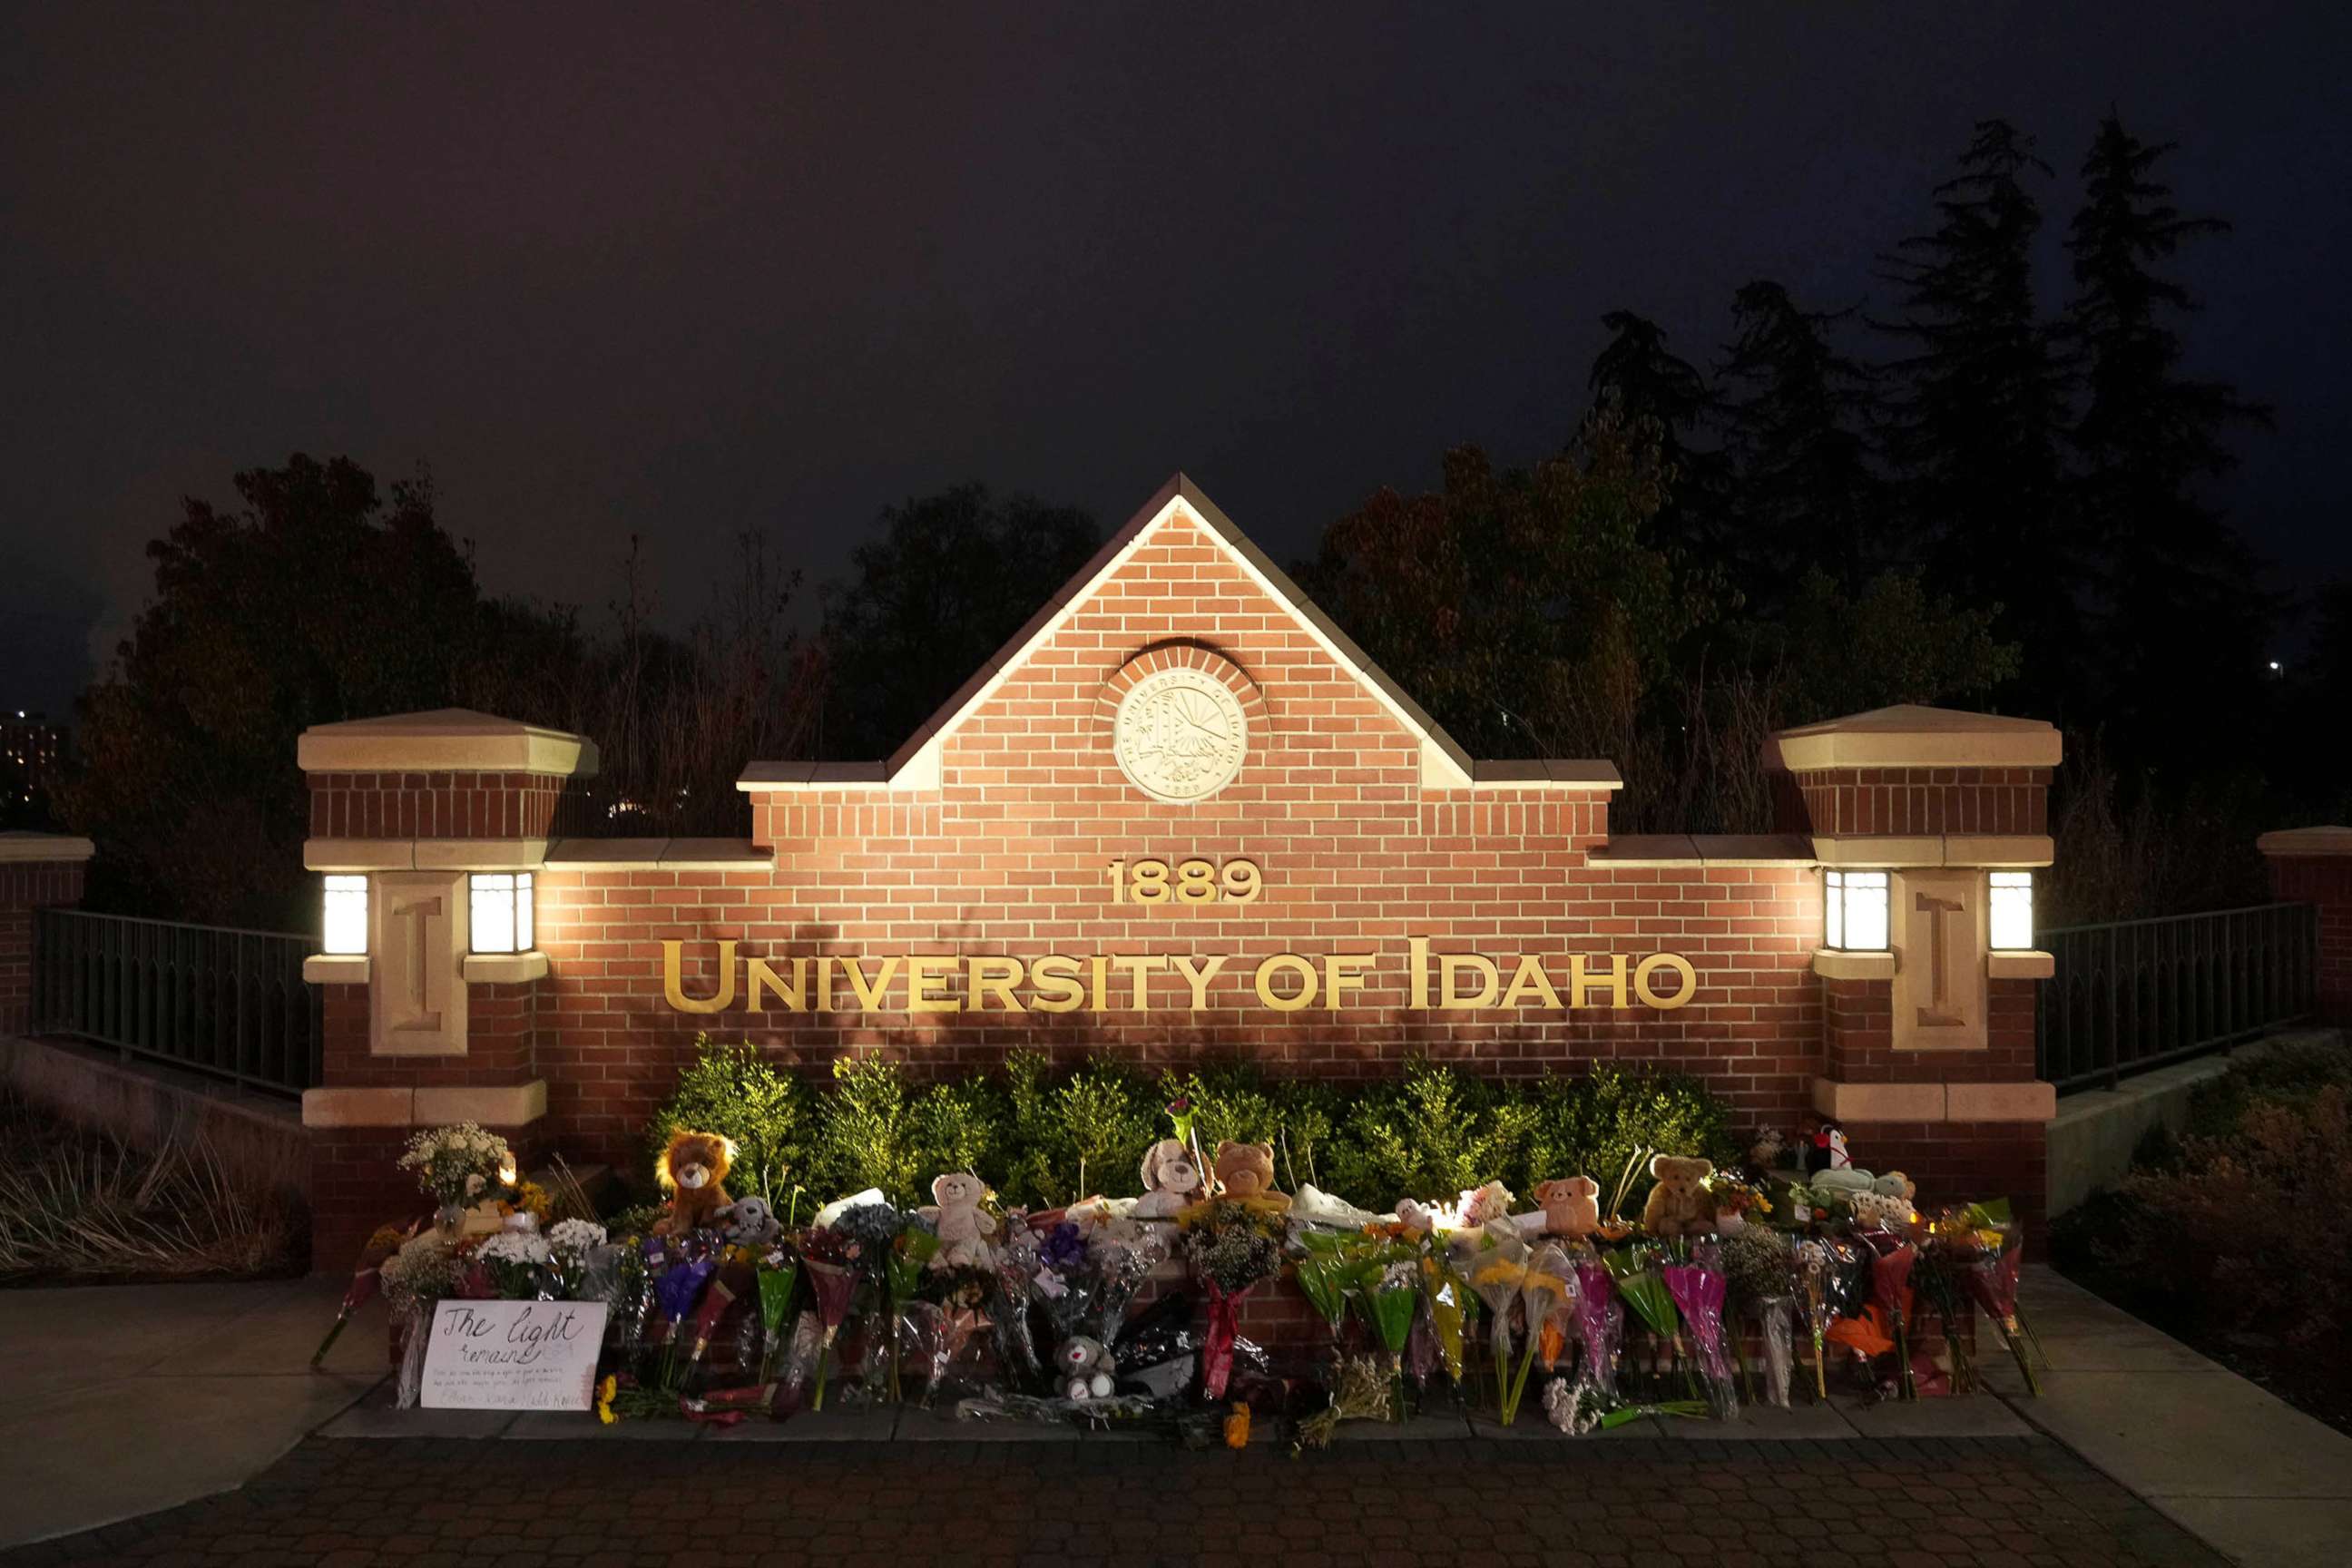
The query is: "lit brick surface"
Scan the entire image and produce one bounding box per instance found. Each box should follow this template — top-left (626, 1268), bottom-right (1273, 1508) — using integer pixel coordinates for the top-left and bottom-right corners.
top-left (529, 514), bottom-right (1829, 1169)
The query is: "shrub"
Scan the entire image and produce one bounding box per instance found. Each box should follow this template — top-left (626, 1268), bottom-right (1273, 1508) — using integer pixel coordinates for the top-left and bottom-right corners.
top-left (2181, 1038), bottom-right (2352, 1141)
top-left (1524, 1066), bottom-right (1740, 1214)
top-left (644, 1035), bottom-right (814, 1209)
top-left (2104, 1082), bottom-right (2352, 1353)
top-left (808, 1055), bottom-right (926, 1205)
top-left (645, 1047), bottom-right (1740, 1216)
top-left (1322, 1060), bottom-right (1538, 1209)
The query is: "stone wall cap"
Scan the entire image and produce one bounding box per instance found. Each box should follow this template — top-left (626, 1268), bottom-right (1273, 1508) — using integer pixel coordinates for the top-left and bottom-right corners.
top-left (1593, 833), bottom-right (1815, 867)
top-left (1768, 704), bottom-right (2062, 772)
top-left (2258, 826), bottom-right (2352, 858)
top-left (543, 837), bottom-right (772, 871)
top-left (299, 708), bottom-right (599, 778)
top-left (1465, 759), bottom-right (1625, 791)
top-left (0, 831), bottom-right (96, 864)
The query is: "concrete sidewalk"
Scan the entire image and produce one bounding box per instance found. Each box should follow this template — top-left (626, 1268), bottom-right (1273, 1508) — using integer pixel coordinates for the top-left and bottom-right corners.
top-left (1988, 1268), bottom-right (2352, 1567)
top-left (0, 1276), bottom-right (383, 1549)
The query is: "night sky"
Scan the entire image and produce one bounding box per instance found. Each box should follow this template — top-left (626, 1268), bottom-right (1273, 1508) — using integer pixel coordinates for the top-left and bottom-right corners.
top-left (5, 3), bottom-right (2347, 719)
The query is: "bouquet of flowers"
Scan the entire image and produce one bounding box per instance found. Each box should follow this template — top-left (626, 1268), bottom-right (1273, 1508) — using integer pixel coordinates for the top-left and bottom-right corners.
top-left (397, 1122), bottom-right (514, 1224)
top-left (1720, 1222), bottom-right (1795, 1407)
top-left (1662, 1240), bottom-right (1738, 1419)
top-left (798, 1224), bottom-right (862, 1410)
top-left (914, 1262), bottom-right (995, 1404)
top-left (752, 1242), bottom-right (800, 1385)
top-left (1353, 1257), bottom-right (1422, 1420)
top-left (1604, 1242), bottom-right (1690, 1399)
top-left (642, 1235), bottom-right (718, 1393)
top-left (380, 1230), bottom-right (461, 1407)
top-left (1570, 1253), bottom-right (1624, 1409)
top-left (1181, 1200), bottom-right (1285, 1399)
top-left (472, 1230), bottom-right (555, 1299)
top-left (1794, 1233), bottom-right (1867, 1400)
top-left (545, 1218), bottom-right (612, 1300)
top-left (1418, 1249), bottom-right (1469, 1392)
top-left (1956, 1200), bottom-right (2042, 1395)
top-left (311, 1220), bottom-right (419, 1367)
top-left (1861, 1229), bottom-right (1919, 1399)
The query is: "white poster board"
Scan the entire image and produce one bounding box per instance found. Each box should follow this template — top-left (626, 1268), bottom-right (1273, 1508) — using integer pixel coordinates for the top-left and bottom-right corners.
top-left (419, 1298), bottom-right (610, 1410)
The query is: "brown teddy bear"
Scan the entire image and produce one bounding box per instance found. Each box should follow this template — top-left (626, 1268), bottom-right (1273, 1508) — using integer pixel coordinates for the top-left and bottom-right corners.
top-left (654, 1130), bottom-right (735, 1235)
top-left (1212, 1140), bottom-right (1288, 1207)
top-left (1640, 1154), bottom-right (1715, 1240)
top-left (1533, 1175), bottom-right (1602, 1240)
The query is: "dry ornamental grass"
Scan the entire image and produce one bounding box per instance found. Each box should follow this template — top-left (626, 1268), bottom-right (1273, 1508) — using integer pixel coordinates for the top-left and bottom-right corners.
top-left (0, 1093), bottom-right (298, 1283)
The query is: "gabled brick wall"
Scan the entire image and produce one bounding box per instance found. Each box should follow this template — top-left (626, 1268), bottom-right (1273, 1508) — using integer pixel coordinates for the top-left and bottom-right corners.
top-left (529, 514), bottom-right (1828, 1168)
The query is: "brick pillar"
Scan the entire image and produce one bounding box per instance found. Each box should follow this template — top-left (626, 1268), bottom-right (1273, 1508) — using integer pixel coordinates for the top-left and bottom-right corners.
top-left (1767, 706), bottom-right (2062, 1220)
top-left (294, 710), bottom-right (593, 1264)
top-left (2259, 827), bottom-right (2352, 1025)
top-left (0, 833), bottom-right (94, 1034)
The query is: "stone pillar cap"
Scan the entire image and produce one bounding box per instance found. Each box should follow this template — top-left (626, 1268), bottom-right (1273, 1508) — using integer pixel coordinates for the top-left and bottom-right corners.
top-left (297, 709), bottom-right (598, 777)
top-left (1767, 704), bottom-right (2061, 771)
top-left (2258, 826), bottom-right (2352, 858)
top-left (0, 830), bottom-right (96, 864)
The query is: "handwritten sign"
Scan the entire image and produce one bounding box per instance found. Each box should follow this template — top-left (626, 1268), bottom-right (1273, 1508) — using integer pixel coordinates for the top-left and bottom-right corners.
top-left (419, 1299), bottom-right (609, 1410)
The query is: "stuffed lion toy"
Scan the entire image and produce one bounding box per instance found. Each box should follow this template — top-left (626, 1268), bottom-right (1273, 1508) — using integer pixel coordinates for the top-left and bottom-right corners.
top-left (654, 1130), bottom-right (736, 1235)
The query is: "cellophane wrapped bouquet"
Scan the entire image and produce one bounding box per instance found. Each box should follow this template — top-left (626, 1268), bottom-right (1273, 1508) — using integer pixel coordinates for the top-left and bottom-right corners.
top-left (1181, 1200), bottom-right (1285, 1399)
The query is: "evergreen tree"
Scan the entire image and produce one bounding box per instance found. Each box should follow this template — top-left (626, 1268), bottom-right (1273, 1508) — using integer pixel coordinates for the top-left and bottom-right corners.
top-left (1713, 280), bottom-right (1885, 603)
top-left (1875, 121), bottom-right (2074, 712)
top-left (2062, 112), bottom-right (2273, 774)
top-left (1587, 310), bottom-right (1728, 554)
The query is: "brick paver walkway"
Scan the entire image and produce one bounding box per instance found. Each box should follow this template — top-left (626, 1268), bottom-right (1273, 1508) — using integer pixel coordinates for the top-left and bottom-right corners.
top-left (0, 1434), bottom-right (2224, 1568)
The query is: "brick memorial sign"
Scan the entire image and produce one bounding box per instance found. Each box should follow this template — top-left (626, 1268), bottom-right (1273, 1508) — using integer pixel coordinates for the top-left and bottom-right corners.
top-left (285, 476), bottom-right (2073, 1260)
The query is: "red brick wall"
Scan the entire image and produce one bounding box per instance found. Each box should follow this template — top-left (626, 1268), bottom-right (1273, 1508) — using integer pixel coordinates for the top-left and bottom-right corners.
top-left (307, 771), bottom-right (565, 839)
top-left (1791, 768), bottom-right (2049, 838)
top-left (1821, 975), bottom-right (2039, 1084)
top-left (526, 514), bottom-right (1830, 1168)
top-left (317, 979), bottom-right (537, 1089)
top-left (0, 859), bottom-right (86, 1034)
top-left (2268, 854), bottom-right (2352, 1024)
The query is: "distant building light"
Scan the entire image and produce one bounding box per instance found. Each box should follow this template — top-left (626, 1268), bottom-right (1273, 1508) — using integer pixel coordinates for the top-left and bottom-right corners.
top-left (2268, 660), bottom-right (2282, 672)
top-left (322, 876), bottom-right (368, 955)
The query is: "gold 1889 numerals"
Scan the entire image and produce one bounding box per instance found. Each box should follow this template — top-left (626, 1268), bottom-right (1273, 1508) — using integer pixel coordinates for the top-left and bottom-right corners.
top-left (1107, 858), bottom-right (1262, 906)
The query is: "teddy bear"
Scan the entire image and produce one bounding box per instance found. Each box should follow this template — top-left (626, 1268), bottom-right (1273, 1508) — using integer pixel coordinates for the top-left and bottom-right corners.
top-left (653, 1131), bottom-right (735, 1235)
top-left (716, 1195), bottom-right (782, 1249)
top-left (1132, 1138), bottom-right (1205, 1219)
top-left (1533, 1175), bottom-right (1602, 1241)
top-left (1056, 1334), bottom-right (1117, 1400)
top-left (921, 1171), bottom-right (1000, 1269)
top-left (1639, 1154), bottom-right (1716, 1240)
top-left (1212, 1140), bottom-right (1289, 1208)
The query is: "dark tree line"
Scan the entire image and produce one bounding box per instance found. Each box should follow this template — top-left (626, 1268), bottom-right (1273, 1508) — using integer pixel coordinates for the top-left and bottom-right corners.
top-left (58, 113), bottom-right (2347, 929)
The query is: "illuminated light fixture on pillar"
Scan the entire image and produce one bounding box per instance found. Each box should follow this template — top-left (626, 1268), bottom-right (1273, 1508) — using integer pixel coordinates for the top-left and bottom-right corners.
top-left (322, 875), bottom-right (368, 955)
top-left (1989, 871), bottom-right (2034, 951)
top-left (1823, 869), bottom-right (1888, 952)
top-left (469, 872), bottom-right (534, 955)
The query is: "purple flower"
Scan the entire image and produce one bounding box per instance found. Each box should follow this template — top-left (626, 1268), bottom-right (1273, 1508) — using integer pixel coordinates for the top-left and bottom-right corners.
top-left (1040, 1221), bottom-right (1087, 1274)
top-left (652, 1256), bottom-right (715, 1324)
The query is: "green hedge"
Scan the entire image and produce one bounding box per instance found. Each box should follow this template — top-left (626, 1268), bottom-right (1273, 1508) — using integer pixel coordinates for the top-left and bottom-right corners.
top-left (644, 1035), bottom-right (1740, 1217)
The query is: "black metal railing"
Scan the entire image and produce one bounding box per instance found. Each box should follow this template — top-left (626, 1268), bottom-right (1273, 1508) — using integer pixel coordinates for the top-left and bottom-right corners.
top-left (30, 908), bottom-right (321, 1095)
top-left (2036, 902), bottom-right (2318, 1093)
